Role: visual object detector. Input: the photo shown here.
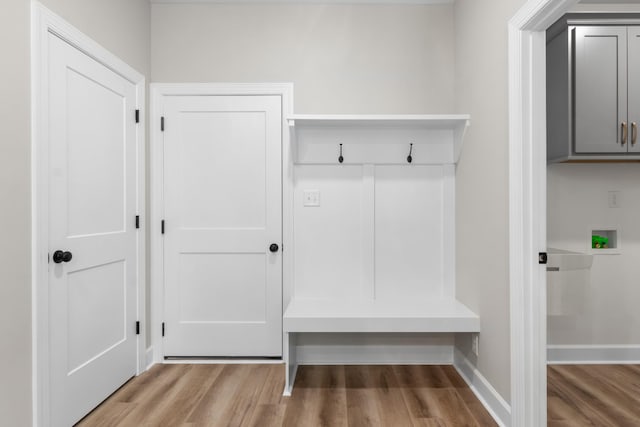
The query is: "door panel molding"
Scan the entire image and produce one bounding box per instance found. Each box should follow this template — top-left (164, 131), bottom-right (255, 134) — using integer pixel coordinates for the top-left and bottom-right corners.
top-left (150, 83), bottom-right (293, 363)
top-left (31, 3), bottom-right (145, 426)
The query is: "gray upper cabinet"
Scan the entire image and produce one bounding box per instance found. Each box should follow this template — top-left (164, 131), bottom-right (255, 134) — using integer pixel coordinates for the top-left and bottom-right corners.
top-left (573, 26), bottom-right (626, 154)
top-left (547, 18), bottom-right (640, 162)
top-left (627, 27), bottom-right (640, 153)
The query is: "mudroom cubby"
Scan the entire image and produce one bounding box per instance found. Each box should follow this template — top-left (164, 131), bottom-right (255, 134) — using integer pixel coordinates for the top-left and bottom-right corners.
top-left (283, 115), bottom-right (480, 394)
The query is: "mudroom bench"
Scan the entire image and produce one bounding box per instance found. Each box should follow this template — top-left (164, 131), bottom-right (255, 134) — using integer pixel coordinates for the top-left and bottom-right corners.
top-left (283, 115), bottom-right (477, 395)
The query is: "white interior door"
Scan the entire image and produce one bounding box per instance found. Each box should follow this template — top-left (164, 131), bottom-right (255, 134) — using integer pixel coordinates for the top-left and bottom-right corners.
top-left (48, 34), bottom-right (138, 426)
top-left (162, 95), bottom-right (282, 357)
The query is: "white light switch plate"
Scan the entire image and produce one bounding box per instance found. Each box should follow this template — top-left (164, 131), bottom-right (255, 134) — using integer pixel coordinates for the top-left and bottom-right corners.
top-left (303, 190), bottom-right (320, 207)
top-left (608, 191), bottom-right (621, 208)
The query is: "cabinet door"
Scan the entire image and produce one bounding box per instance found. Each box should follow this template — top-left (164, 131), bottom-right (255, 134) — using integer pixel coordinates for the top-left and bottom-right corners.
top-left (628, 27), bottom-right (640, 153)
top-left (573, 26), bottom-right (627, 153)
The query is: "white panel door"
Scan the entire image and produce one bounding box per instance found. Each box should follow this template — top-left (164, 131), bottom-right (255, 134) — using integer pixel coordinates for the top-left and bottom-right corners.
top-left (48, 34), bottom-right (138, 426)
top-left (163, 95), bottom-right (282, 357)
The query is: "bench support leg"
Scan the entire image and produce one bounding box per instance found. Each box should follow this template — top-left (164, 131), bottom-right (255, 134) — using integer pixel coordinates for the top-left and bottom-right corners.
top-left (283, 332), bottom-right (298, 396)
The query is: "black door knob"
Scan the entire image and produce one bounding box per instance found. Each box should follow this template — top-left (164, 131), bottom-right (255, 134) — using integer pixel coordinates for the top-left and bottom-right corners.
top-left (269, 243), bottom-right (279, 253)
top-left (53, 250), bottom-right (73, 264)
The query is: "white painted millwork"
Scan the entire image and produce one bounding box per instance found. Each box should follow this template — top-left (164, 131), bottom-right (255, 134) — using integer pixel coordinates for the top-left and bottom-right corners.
top-left (548, 345), bottom-right (640, 364)
top-left (161, 95), bottom-right (282, 357)
top-left (508, 0), bottom-right (579, 426)
top-left (283, 299), bottom-right (480, 333)
top-left (284, 114), bottom-right (475, 395)
top-left (289, 115), bottom-right (469, 165)
top-left (454, 350), bottom-right (511, 427)
top-left (46, 33), bottom-right (140, 427)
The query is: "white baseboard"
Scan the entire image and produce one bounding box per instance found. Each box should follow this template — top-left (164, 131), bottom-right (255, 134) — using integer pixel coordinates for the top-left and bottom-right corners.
top-left (297, 345), bottom-right (453, 365)
top-left (295, 333), bottom-right (455, 365)
top-left (453, 349), bottom-right (511, 427)
top-left (145, 346), bottom-right (155, 370)
top-left (547, 345), bottom-right (640, 364)
top-left (162, 358), bottom-right (284, 365)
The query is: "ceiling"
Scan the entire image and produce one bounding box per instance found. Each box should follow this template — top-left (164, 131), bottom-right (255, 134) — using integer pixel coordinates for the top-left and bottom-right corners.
top-left (579, 0), bottom-right (640, 3)
top-left (149, 0), bottom-right (453, 4)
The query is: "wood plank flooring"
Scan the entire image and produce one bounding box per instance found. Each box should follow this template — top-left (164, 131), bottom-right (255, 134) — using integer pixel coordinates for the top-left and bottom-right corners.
top-left (548, 364), bottom-right (640, 427)
top-left (76, 364), bottom-right (497, 427)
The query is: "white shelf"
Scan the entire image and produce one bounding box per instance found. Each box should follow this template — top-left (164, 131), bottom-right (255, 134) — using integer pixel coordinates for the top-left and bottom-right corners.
top-left (288, 114), bottom-right (470, 165)
top-left (287, 114), bottom-right (470, 129)
top-left (283, 297), bottom-right (480, 333)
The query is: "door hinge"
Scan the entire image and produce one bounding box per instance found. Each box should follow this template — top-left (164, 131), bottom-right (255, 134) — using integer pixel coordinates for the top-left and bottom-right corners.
top-left (161, 116), bottom-right (165, 132)
top-left (538, 252), bottom-right (548, 265)
top-left (136, 321), bottom-right (140, 335)
top-left (161, 220), bottom-right (165, 234)
top-left (135, 109), bottom-right (140, 124)
top-left (135, 215), bottom-right (140, 229)
top-left (162, 322), bottom-right (165, 337)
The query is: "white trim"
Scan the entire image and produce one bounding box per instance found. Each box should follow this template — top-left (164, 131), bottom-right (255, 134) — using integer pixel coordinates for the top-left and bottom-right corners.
top-left (31, 3), bottom-right (146, 426)
top-left (295, 344), bottom-right (454, 365)
top-left (547, 345), bottom-right (640, 364)
top-left (146, 347), bottom-right (155, 371)
top-left (453, 349), bottom-right (511, 427)
top-left (149, 83), bottom-right (294, 363)
top-left (508, 1), bottom-right (578, 426)
top-left (163, 358), bottom-right (284, 365)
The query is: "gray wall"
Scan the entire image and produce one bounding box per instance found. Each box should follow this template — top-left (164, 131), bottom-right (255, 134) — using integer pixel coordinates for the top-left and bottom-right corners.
top-left (453, 0), bottom-right (527, 403)
top-left (151, 3), bottom-right (455, 113)
top-left (39, 0), bottom-right (151, 75)
top-left (548, 163), bottom-right (640, 346)
top-left (0, 1), bottom-right (150, 424)
top-left (0, 0), bottom-right (32, 425)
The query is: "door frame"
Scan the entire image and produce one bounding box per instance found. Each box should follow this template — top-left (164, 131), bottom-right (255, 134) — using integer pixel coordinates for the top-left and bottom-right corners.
top-left (507, 0), bottom-right (577, 425)
top-left (31, 3), bottom-right (146, 425)
top-left (149, 83), bottom-right (294, 363)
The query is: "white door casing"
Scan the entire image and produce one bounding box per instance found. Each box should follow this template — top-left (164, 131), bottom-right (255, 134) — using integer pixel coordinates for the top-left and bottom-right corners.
top-left (32, 4), bottom-right (146, 426)
top-left (161, 95), bottom-right (283, 357)
top-left (509, 0), bottom-right (578, 426)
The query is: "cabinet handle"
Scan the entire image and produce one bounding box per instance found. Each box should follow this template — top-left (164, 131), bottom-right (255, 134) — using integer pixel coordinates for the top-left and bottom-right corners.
top-left (621, 122), bottom-right (628, 146)
top-left (633, 122), bottom-right (638, 146)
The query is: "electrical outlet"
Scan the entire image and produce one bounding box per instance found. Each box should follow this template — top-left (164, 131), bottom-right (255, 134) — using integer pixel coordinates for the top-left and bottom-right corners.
top-left (303, 190), bottom-right (320, 207)
top-left (472, 334), bottom-right (479, 356)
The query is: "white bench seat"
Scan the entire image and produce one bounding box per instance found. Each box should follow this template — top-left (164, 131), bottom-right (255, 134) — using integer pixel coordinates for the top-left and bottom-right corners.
top-left (283, 298), bottom-right (480, 333)
top-left (282, 297), bottom-right (480, 395)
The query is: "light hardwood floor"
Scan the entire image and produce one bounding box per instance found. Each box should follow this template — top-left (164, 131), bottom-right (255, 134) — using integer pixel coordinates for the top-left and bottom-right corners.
top-left (548, 364), bottom-right (640, 426)
top-left (76, 364), bottom-right (498, 427)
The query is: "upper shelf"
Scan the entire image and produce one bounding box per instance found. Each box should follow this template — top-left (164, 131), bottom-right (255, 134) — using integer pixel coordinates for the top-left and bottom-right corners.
top-left (287, 114), bottom-right (471, 165)
top-left (287, 114), bottom-right (471, 129)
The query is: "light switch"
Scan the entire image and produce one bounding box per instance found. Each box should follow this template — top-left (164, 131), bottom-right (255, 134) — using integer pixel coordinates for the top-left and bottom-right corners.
top-left (608, 191), bottom-right (621, 208)
top-left (303, 190), bottom-right (320, 207)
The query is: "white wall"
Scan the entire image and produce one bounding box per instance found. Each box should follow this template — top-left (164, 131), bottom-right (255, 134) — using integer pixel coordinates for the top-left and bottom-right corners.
top-left (0, 1), bottom-right (150, 424)
top-left (453, 0), bottom-right (527, 404)
top-left (0, 1), bottom-right (31, 425)
top-left (547, 163), bottom-right (640, 345)
top-left (151, 3), bottom-right (455, 113)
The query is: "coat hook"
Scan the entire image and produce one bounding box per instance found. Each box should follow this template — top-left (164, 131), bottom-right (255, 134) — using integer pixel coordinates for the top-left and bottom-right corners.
top-left (338, 143), bottom-right (344, 163)
top-left (407, 143), bottom-right (413, 163)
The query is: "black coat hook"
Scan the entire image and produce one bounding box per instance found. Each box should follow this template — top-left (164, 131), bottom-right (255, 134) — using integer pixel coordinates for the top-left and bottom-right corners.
top-left (407, 143), bottom-right (413, 163)
top-left (338, 143), bottom-right (344, 163)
